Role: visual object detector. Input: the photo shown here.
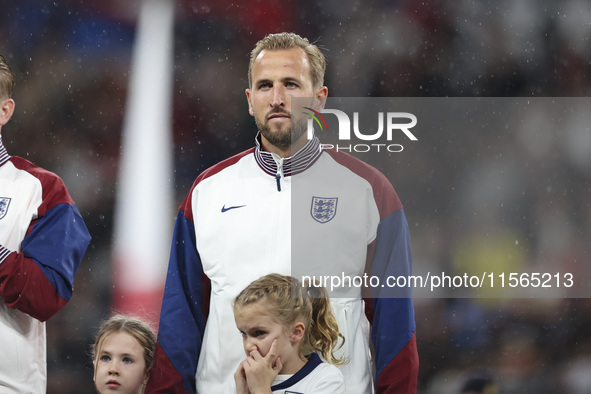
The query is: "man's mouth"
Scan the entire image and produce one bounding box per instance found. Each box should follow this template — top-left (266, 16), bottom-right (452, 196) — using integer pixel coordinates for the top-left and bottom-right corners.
top-left (268, 112), bottom-right (290, 120)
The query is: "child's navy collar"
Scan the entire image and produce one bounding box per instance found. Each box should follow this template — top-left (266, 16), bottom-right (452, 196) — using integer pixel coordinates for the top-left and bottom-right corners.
top-left (270, 353), bottom-right (323, 391)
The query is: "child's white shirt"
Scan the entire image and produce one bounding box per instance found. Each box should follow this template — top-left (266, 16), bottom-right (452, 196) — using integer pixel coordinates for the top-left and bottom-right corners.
top-left (225, 353), bottom-right (345, 394)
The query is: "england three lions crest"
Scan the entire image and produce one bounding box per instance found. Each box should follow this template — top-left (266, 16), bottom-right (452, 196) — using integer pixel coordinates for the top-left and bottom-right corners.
top-left (0, 197), bottom-right (11, 220)
top-left (310, 196), bottom-right (338, 223)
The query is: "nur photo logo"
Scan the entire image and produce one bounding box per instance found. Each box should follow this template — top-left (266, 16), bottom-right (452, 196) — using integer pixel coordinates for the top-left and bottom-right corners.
top-left (302, 103), bottom-right (418, 153)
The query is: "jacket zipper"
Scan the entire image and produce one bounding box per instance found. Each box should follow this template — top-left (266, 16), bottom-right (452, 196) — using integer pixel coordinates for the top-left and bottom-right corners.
top-left (275, 158), bottom-right (284, 192)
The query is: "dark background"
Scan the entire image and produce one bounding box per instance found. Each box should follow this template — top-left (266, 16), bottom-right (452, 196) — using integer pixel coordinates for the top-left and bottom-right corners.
top-left (1, 0), bottom-right (590, 392)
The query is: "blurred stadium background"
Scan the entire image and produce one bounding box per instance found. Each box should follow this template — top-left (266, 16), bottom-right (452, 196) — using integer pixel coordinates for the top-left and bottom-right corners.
top-left (1, 0), bottom-right (590, 392)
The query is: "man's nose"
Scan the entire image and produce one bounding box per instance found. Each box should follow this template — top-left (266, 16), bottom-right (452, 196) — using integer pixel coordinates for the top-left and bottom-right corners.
top-left (270, 85), bottom-right (285, 107)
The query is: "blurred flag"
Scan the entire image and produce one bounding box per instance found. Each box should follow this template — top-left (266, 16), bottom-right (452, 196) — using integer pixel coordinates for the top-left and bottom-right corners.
top-left (112, 0), bottom-right (175, 327)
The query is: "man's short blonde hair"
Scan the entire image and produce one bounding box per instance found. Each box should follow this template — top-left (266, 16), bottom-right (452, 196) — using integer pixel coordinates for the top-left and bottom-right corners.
top-left (248, 32), bottom-right (326, 89)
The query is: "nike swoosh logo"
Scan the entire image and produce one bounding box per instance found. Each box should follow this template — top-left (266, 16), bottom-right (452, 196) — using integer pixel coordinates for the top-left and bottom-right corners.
top-left (221, 204), bottom-right (246, 213)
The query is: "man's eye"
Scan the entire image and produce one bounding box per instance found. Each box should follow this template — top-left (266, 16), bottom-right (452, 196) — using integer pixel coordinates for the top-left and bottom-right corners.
top-left (286, 82), bottom-right (297, 88)
top-left (259, 83), bottom-right (271, 89)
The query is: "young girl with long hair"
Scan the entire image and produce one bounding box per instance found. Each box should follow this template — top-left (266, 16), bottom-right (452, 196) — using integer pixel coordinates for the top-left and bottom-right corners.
top-left (91, 314), bottom-right (156, 394)
top-left (230, 273), bottom-right (347, 394)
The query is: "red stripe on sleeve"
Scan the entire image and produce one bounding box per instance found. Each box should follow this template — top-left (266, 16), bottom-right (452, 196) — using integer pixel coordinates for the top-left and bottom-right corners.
top-left (376, 332), bottom-right (419, 394)
top-left (146, 343), bottom-right (191, 394)
top-left (0, 251), bottom-right (67, 322)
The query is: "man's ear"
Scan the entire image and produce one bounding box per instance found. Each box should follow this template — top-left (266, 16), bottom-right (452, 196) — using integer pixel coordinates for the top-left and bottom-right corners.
top-left (313, 86), bottom-right (328, 111)
top-left (290, 322), bottom-right (306, 344)
top-left (245, 89), bottom-right (254, 116)
top-left (0, 98), bottom-right (15, 126)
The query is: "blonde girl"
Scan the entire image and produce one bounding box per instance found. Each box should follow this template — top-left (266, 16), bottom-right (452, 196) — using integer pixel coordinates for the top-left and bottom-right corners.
top-left (230, 273), bottom-right (347, 394)
top-left (91, 315), bottom-right (156, 394)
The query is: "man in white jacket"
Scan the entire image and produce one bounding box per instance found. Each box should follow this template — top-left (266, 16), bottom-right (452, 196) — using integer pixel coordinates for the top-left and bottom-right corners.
top-left (147, 33), bottom-right (418, 394)
top-left (0, 54), bottom-right (91, 393)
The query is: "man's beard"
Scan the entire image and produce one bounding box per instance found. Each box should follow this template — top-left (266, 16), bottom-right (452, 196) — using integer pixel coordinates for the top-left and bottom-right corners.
top-left (256, 111), bottom-right (308, 149)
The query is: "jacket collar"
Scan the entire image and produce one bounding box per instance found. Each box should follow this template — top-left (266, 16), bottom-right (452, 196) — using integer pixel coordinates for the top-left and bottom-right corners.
top-left (254, 132), bottom-right (322, 177)
top-left (0, 138), bottom-right (10, 167)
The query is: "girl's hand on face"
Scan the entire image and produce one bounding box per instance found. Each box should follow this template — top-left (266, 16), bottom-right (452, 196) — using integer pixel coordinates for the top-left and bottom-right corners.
top-left (234, 363), bottom-right (251, 394)
top-left (243, 339), bottom-right (282, 394)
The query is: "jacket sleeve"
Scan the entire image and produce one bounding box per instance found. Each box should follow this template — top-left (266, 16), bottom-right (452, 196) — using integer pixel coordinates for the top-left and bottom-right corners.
top-left (0, 200), bottom-right (90, 323)
top-left (367, 208), bottom-right (419, 393)
top-left (146, 207), bottom-right (210, 394)
top-left (362, 168), bottom-right (419, 393)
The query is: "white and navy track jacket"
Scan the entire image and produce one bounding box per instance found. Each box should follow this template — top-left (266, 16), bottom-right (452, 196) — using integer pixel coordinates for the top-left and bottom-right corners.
top-left (148, 135), bottom-right (418, 394)
top-left (0, 138), bottom-right (91, 393)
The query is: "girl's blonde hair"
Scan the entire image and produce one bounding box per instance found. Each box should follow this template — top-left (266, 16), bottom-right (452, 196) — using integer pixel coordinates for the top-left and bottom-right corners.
top-left (234, 273), bottom-right (347, 366)
top-left (92, 314), bottom-right (157, 374)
